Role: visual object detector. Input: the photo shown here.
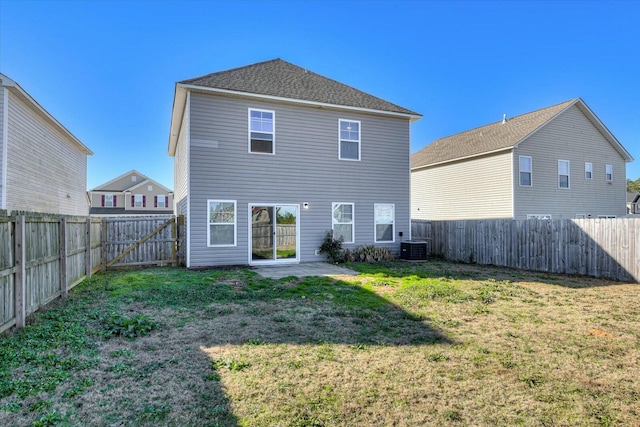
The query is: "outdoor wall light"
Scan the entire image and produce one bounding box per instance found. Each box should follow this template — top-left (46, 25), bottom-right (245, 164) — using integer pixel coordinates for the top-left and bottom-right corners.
top-left (303, 202), bottom-right (309, 210)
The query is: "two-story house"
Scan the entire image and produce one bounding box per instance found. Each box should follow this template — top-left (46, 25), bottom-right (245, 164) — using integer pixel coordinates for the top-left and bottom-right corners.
top-left (411, 98), bottom-right (633, 220)
top-left (1, 73), bottom-right (92, 215)
top-left (168, 59), bottom-right (421, 267)
top-left (88, 170), bottom-right (173, 216)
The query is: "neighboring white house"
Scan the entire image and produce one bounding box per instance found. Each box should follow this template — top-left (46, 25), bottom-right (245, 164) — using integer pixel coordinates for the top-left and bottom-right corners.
top-left (0, 73), bottom-right (93, 215)
top-left (168, 58), bottom-right (421, 267)
top-left (411, 98), bottom-right (633, 220)
top-left (88, 170), bottom-right (173, 216)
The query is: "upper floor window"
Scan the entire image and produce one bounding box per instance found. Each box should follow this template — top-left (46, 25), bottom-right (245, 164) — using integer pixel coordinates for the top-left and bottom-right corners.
top-left (605, 164), bottom-right (613, 182)
top-left (527, 214), bottom-right (552, 220)
top-left (558, 160), bottom-right (570, 189)
top-left (156, 195), bottom-right (166, 208)
top-left (332, 203), bottom-right (354, 244)
top-left (208, 200), bottom-right (236, 246)
top-left (103, 194), bottom-right (115, 207)
top-left (585, 162), bottom-right (592, 180)
top-left (249, 109), bottom-right (275, 154)
top-left (374, 203), bottom-right (395, 243)
top-left (339, 120), bottom-right (361, 161)
top-left (519, 156), bottom-right (532, 186)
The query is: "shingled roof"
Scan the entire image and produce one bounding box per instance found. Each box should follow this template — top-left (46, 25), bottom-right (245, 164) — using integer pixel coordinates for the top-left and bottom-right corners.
top-left (412, 99), bottom-right (579, 169)
top-left (179, 58), bottom-right (420, 116)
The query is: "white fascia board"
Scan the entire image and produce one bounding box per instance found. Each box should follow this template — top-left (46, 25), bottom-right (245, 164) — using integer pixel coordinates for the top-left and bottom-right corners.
top-left (91, 169), bottom-right (148, 191)
top-left (1, 86), bottom-right (8, 210)
top-left (180, 84), bottom-right (422, 120)
top-left (168, 85), bottom-right (188, 157)
top-left (411, 146), bottom-right (514, 171)
top-left (0, 74), bottom-right (93, 156)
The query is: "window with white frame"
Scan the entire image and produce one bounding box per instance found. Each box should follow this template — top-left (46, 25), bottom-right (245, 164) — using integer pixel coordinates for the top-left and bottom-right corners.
top-left (104, 194), bottom-right (114, 207)
top-left (575, 214), bottom-right (587, 219)
top-left (527, 214), bottom-right (552, 220)
top-left (374, 203), bottom-right (395, 243)
top-left (249, 109), bottom-right (274, 154)
top-left (156, 195), bottom-right (166, 208)
top-left (519, 156), bottom-right (532, 186)
top-left (598, 215), bottom-right (616, 219)
top-left (208, 200), bottom-right (236, 246)
top-left (605, 164), bottom-right (613, 182)
top-left (339, 119), bottom-right (360, 161)
top-left (558, 160), bottom-right (570, 189)
top-left (332, 203), bottom-right (354, 243)
top-left (585, 162), bottom-right (593, 180)
top-left (134, 194), bottom-right (144, 207)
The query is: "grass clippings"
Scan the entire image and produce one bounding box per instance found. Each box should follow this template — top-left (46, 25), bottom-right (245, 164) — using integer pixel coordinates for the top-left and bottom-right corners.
top-left (0, 261), bottom-right (638, 426)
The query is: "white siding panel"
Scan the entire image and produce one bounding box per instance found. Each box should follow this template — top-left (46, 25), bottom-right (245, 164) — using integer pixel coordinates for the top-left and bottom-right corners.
top-left (6, 92), bottom-right (88, 215)
top-left (187, 93), bottom-right (411, 267)
top-left (0, 87), bottom-right (5, 209)
top-left (411, 151), bottom-right (513, 220)
top-left (514, 105), bottom-right (627, 219)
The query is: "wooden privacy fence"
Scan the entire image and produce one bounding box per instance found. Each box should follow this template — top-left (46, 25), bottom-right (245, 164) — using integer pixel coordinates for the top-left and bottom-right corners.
top-left (1, 214), bottom-right (184, 334)
top-left (102, 216), bottom-right (178, 269)
top-left (411, 218), bottom-right (640, 283)
top-left (0, 214), bottom-right (102, 334)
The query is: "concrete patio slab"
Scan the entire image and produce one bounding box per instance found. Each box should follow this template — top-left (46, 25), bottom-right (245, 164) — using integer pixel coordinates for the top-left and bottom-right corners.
top-left (252, 262), bottom-right (359, 279)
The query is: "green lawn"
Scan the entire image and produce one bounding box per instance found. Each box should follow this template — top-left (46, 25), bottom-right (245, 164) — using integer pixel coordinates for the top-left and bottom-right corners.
top-left (0, 261), bottom-right (638, 426)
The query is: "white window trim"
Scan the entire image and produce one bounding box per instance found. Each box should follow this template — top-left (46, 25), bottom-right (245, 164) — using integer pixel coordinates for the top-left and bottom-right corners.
top-left (575, 214), bottom-right (587, 219)
top-left (605, 164), bottom-right (613, 182)
top-left (104, 193), bottom-right (114, 208)
top-left (134, 194), bottom-right (143, 208)
top-left (332, 202), bottom-right (355, 244)
top-left (157, 195), bottom-right (166, 208)
top-left (374, 203), bottom-right (395, 243)
top-left (207, 200), bottom-right (237, 247)
top-left (585, 162), bottom-right (592, 180)
top-left (597, 215), bottom-right (616, 219)
top-left (338, 119), bottom-right (361, 161)
top-left (558, 160), bottom-right (570, 189)
top-left (527, 214), bottom-right (552, 220)
top-left (519, 155), bottom-right (532, 187)
top-left (248, 108), bottom-right (275, 155)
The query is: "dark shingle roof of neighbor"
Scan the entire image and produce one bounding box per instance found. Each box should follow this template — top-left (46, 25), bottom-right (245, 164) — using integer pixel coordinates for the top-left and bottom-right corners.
top-left (411, 99), bottom-right (577, 169)
top-left (180, 58), bottom-right (420, 116)
top-left (628, 192), bottom-right (640, 203)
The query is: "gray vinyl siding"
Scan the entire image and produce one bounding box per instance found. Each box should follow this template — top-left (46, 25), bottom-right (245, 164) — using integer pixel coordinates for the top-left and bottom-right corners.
top-left (514, 105), bottom-right (627, 219)
top-left (187, 92), bottom-right (411, 267)
top-left (411, 151), bottom-right (513, 220)
top-left (6, 91), bottom-right (88, 215)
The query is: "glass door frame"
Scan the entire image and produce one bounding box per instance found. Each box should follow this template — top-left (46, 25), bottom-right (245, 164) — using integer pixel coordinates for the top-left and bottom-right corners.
top-left (248, 203), bottom-right (300, 265)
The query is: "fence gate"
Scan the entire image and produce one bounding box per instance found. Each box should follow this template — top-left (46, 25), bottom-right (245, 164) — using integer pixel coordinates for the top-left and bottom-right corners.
top-left (102, 216), bottom-right (178, 269)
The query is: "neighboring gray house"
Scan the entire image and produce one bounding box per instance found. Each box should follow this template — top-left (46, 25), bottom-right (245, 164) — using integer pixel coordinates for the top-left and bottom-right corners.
top-left (168, 59), bottom-right (421, 267)
top-left (0, 73), bottom-right (93, 215)
top-left (411, 98), bottom-right (633, 220)
top-left (628, 192), bottom-right (640, 215)
top-left (88, 170), bottom-right (174, 216)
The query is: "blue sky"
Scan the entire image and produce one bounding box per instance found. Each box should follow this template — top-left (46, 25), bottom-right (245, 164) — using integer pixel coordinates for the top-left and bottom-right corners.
top-left (1, 0), bottom-right (639, 190)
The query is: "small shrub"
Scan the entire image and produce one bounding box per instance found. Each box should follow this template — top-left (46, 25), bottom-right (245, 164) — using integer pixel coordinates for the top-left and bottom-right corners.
top-left (101, 313), bottom-right (159, 339)
top-left (319, 230), bottom-right (344, 263)
top-left (343, 245), bottom-right (394, 263)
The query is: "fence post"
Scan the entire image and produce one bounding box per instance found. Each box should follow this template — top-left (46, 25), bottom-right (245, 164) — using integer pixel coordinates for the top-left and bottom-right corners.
top-left (101, 218), bottom-right (107, 272)
top-left (59, 217), bottom-right (68, 299)
top-left (85, 218), bottom-right (92, 278)
top-left (14, 215), bottom-right (26, 329)
top-left (171, 216), bottom-right (177, 266)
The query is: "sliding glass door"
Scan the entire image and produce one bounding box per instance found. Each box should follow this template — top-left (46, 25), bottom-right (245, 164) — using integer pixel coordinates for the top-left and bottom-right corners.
top-left (250, 204), bottom-right (299, 263)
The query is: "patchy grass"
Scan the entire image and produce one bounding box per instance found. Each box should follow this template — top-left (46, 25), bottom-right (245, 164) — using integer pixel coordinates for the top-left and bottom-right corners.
top-left (0, 262), bottom-right (638, 426)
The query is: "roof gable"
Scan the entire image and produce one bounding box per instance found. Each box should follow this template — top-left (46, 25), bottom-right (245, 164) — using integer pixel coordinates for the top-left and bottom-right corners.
top-left (412, 98), bottom-right (633, 170)
top-left (180, 59), bottom-right (419, 116)
top-left (92, 170), bottom-right (149, 191)
top-left (0, 73), bottom-right (93, 156)
top-left (169, 59), bottom-right (421, 156)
